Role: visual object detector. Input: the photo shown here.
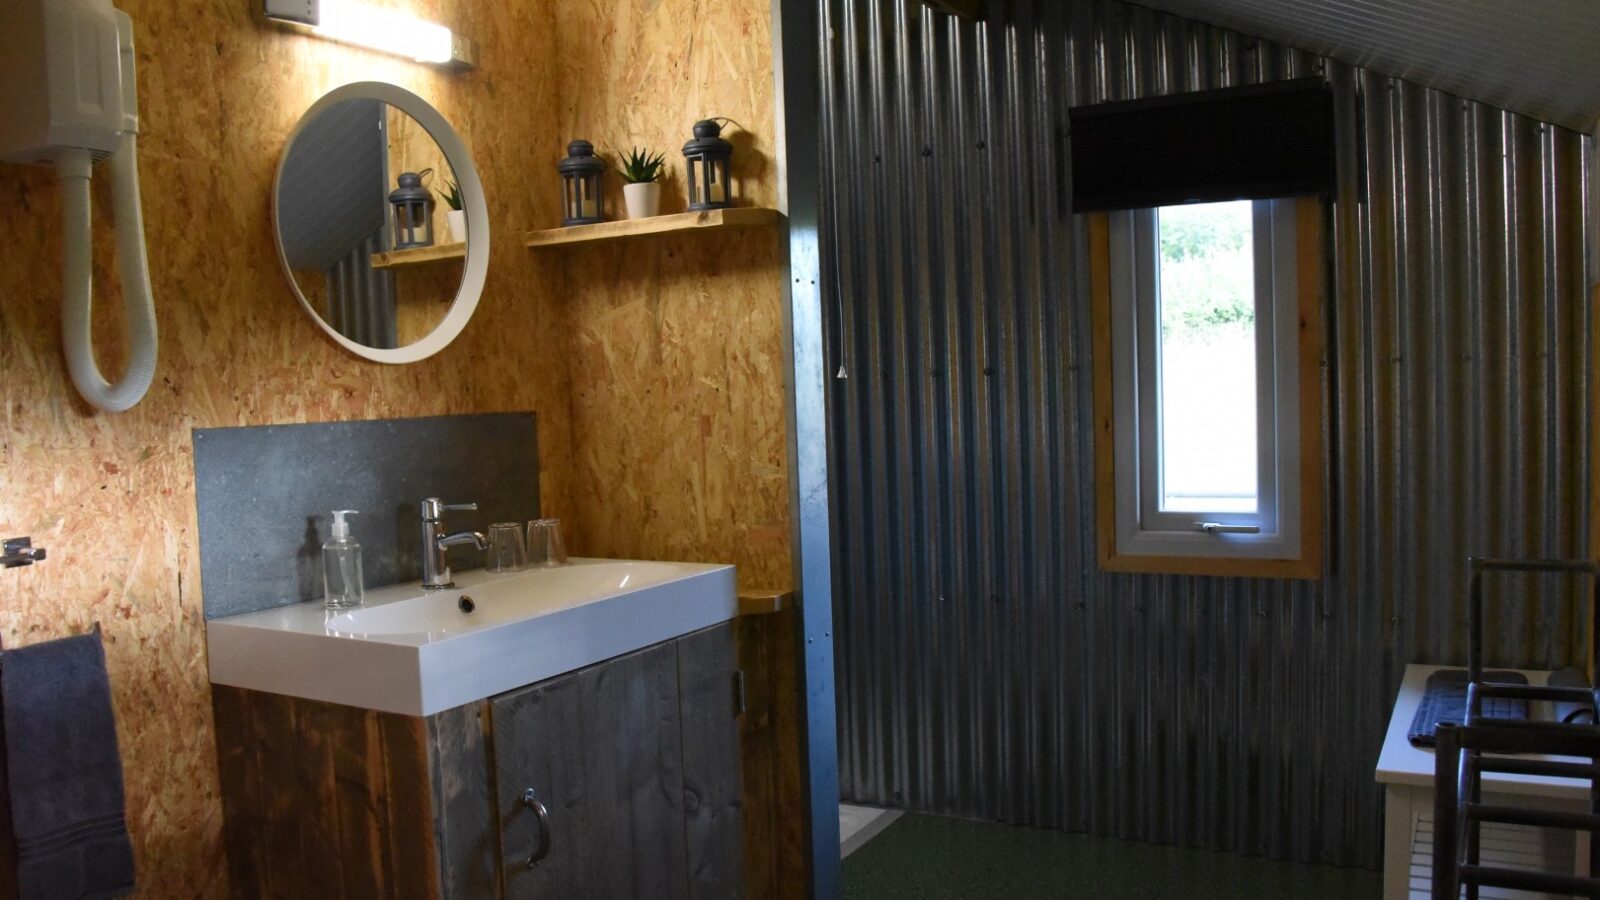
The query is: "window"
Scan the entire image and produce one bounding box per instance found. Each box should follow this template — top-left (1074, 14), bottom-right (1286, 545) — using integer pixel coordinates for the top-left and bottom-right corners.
top-left (1092, 197), bottom-right (1323, 578)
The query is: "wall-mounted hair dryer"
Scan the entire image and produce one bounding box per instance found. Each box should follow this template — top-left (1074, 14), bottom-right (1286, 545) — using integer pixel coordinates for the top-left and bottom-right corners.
top-left (0, 0), bottom-right (157, 413)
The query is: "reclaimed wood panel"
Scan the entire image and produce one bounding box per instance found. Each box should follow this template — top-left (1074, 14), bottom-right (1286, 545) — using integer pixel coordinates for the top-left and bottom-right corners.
top-left (735, 609), bottom-right (806, 900)
top-left (328, 699), bottom-right (391, 899)
top-left (492, 641), bottom-right (691, 900)
top-left (289, 697), bottom-right (346, 892)
top-left (677, 622), bottom-right (746, 899)
top-left (254, 691), bottom-right (317, 898)
top-left (212, 686), bottom-right (448, 900)
top-left (211, 686), bottom-right (265, 900)
top-left (428, 703), bottom-right (498, 900)
top-left (376, 714), bottom-right (444, 899)
top-left (591, 641), bottom-right (689, 898)
top-left (492, 665), bottom-right (581, 900)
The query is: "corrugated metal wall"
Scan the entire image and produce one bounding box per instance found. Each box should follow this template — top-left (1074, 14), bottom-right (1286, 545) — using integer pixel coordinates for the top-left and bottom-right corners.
top-left (820, 0), bottom-right (1592, 868)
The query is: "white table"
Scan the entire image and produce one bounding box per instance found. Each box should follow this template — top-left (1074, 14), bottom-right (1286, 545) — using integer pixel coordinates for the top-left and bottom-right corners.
top-left (1377, 665), bottom-right (1590, 899)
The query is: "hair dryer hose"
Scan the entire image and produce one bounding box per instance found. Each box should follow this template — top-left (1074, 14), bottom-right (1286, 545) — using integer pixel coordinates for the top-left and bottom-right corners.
top-left (57, 138), bottom-right (159, 413)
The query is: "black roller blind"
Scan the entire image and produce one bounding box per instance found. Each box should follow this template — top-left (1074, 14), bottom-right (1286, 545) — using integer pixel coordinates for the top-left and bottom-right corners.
top-left (1069, 77), bottom-right (1334, 213)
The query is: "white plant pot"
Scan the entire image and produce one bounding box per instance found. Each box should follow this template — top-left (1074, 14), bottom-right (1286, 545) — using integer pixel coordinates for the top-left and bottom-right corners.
top-left (446, 209), bottom-right (468, 243)
top-left (624, 182), bottom-right (663, 219)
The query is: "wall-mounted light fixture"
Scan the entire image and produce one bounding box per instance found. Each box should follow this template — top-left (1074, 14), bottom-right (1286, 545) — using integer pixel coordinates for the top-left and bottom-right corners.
top-left (261, 0), bottom-right (477, 70)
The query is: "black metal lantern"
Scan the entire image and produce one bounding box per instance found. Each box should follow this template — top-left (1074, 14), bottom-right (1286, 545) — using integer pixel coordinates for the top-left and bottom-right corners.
top-left (558, 140), bottom-right (606, 226)
top-left (682, 119), bottom-right (733, 211)
top-left (388, 171), bottom-right (435, 249)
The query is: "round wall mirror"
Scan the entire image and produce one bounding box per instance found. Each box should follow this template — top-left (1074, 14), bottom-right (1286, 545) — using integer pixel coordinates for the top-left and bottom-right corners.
top-left (273, 82), bottom-right (490, 364)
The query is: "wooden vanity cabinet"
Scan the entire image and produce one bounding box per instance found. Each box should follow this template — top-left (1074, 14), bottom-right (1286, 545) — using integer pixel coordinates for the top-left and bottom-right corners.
top-left (492, 624), bottom-right (744, 899)
top-left (213, 622), bottom-right (745, 900)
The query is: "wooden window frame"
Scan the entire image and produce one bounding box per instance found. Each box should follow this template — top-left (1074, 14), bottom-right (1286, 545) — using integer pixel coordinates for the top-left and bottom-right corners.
top-left (1090, 196), bottom-right (1326, 580)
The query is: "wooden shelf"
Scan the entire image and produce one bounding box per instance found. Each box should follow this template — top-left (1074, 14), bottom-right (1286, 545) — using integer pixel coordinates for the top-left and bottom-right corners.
top-left (525, 207), bottom-right (782, 248)
top-left (737, 589), bottom-right (795, 617)
top-left (370, 241), bottom-right (466, 270)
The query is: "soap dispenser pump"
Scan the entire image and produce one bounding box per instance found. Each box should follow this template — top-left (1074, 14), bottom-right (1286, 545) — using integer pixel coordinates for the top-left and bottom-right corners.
top-left (323, 509), bottom-right (365, 610)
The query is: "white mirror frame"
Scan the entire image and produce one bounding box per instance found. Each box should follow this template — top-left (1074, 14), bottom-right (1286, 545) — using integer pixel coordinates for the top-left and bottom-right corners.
top-left (272, 81), bottom-right (490, 364)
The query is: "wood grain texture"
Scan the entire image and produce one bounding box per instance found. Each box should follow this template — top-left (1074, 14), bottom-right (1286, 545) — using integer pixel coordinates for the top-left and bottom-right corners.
top-left (0, 3), bottom-right (568, 895)
top-left (525, 208), bottom-right (782, 248)
top-left (371, 242), bottom-right (468, 270)
top-left (554, 0), bottom-right (794, 594)
top-left (210, 687), bottom-right (265, 900)
top-left (734, 610), bottom-right (805, 900)
top-left (1091, 201), bottom-right (1327, 580)
top-left (737, 588), bottom-right (794, 616)
top-left (1089, 213), bottom-right (1119, 571)
top-left (379, 714), bottom-right (444, 898)
top-left (328, 699), bottom-right (392, 900)
top-left (427, 704), bottom-right (498, 900)
top-left (492, 641), bottom-right (692, 900)
top-left (491, 666), bottom-right (580, 900)
top-left (211, 685), bottom-right (453, 900)
top-left (1292, 195), bottom-right (1326, 579)
top-left (676, 623), bottom-right (746, 899)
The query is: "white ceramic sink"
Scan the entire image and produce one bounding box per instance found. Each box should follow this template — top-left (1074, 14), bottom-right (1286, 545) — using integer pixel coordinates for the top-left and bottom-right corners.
top-left (206, 558), bottom-right (736, 716)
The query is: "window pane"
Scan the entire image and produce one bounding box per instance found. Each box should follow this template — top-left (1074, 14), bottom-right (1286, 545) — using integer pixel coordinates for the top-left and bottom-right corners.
top-left (1156, 201), bottom-right (1257, 514)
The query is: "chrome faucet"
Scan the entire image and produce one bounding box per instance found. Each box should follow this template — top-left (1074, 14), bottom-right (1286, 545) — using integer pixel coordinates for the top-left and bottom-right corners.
top-left (420, 498), bottom-right (488, 590)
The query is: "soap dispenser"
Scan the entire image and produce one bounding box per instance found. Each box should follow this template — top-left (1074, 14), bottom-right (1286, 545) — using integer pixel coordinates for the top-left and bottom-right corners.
top-left (323, 509), bottom-right (365, 610)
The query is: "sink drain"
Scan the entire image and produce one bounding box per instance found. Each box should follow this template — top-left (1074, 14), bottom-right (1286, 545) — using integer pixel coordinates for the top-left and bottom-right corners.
top-left (458, 595), bottom-right (476, 614)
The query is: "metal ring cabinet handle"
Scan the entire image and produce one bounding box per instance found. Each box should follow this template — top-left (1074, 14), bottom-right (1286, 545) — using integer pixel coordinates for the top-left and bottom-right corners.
top-left (522, 787), bottom-right (551, 868)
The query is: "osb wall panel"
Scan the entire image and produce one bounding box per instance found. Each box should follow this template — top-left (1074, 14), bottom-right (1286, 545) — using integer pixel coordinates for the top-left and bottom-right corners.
top-left (0, 2), bottom-right (566, 896)
top-left (554, 0), bottom-right (793, 593)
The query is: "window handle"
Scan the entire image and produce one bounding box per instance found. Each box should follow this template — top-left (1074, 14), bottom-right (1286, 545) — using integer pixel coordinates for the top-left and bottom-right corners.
top-left (1196, 522), bottom-right (1260, 535)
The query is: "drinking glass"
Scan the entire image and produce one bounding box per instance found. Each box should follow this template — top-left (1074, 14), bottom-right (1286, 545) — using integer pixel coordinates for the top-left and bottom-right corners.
top-left (527, 518), bottom-right (568, 567)
top-left (486, 522), bottom-right (526, 573)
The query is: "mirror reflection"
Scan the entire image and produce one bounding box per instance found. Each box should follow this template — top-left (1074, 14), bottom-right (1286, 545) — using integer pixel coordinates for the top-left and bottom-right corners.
top-left (276, 98), bottom-right (466, 351)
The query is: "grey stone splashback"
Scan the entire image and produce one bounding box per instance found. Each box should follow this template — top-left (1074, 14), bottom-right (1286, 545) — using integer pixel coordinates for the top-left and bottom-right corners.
top-left (193, 413), bottom-right (540, 620)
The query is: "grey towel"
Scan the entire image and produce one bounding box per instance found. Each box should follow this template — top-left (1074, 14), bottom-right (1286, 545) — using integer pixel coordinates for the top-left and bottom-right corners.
top-left (1, 633), bottom-right (135, 900)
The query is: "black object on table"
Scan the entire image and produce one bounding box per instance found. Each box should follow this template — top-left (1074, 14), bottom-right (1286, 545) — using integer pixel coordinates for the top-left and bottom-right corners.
top-left (1407, 668), bottom-right (1528, 747)
top-left (1430, 557), bottom-right (1600, 900)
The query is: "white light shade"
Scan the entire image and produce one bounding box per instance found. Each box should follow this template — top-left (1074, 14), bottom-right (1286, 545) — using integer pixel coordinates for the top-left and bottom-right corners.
top-left (312, 0), bottom-right (454, 64)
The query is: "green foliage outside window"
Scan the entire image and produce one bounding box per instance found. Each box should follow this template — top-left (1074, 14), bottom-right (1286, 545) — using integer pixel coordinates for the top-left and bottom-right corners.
top-left (1158, 202), bottom-right (1254, 339)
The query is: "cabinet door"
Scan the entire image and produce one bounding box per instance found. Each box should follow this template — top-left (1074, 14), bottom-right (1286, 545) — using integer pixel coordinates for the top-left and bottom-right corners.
top-left (491, 624), bottom-right (748, 900)
top-left (675, 623), bottom-right (746, 900)
top-left (492, 640), bottom-right (690, 900)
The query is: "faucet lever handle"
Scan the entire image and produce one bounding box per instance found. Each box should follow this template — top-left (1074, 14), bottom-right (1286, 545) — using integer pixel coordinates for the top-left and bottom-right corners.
top-left (421, 498), bottom-right (479, 520)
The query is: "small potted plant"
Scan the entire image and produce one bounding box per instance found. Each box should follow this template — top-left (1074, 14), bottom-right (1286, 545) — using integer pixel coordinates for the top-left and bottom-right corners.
top-left (619, 147), bottom-right (666, 219)
top-left (442, 178), bottom-right (467, 243)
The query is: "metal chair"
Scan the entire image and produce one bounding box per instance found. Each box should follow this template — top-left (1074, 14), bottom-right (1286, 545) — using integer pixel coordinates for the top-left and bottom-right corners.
top-left (1431, 558), bottom-right (1600, 900)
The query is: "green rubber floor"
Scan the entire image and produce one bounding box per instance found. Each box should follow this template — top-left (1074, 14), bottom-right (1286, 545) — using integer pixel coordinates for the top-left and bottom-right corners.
top-left (842, 814), bottom-right (1381, 899)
